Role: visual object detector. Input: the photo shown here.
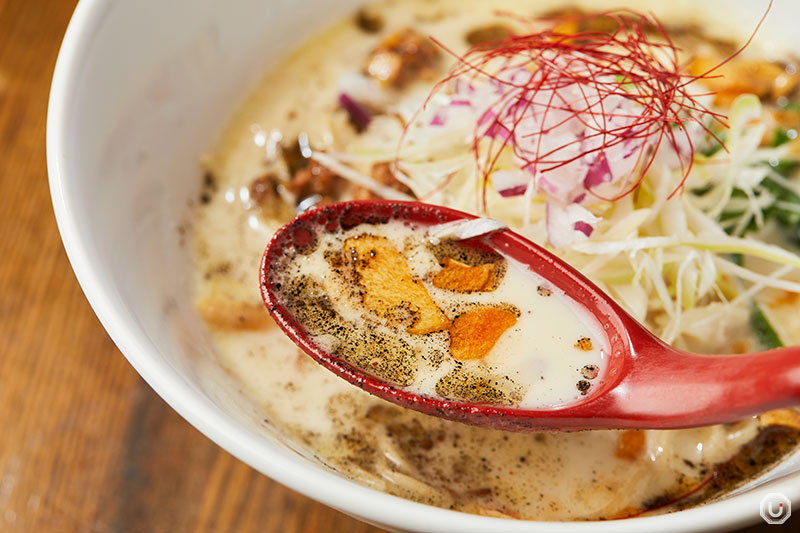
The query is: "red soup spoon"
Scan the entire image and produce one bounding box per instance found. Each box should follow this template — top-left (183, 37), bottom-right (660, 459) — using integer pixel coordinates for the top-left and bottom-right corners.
top-left (259, 200), bottom-right (800, 431)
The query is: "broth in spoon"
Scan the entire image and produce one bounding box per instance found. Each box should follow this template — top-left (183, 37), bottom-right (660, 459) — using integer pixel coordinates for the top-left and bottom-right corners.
top-left (268, 214), bottom-right (609, 408)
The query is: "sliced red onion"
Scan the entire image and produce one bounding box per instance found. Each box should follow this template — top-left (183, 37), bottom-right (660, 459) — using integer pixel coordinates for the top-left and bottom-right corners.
top-left (477, 108), bottom-right (496, 127)
top-left (497, 185), bottom-right (527, 197)
top-left (622, 139), bottom-right (641, 159)
top-left (573, 221), bottom-right (594, 237)
top-left (338, 93), bottom-right (372, 132)
top-left (413, 65), bottom-right (674, 247)
top-left (583, 152), bottom-right (613, 189)
top-left (430, 112), bottom-right (446, 126)
top-left (538, 177), bottom-right (559, 195)
top-left (546, 203), bottom-right (600, 249)
top-left (337, 73), bottom-right (387, 108)
top-left (491, 169), bottom-right (530, 197)
top-left (484, 121), bottom-right (511, 141)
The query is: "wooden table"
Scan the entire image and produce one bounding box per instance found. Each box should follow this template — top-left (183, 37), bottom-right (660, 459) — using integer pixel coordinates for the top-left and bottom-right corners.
top-left (0, 0), bottom-right (789, 531)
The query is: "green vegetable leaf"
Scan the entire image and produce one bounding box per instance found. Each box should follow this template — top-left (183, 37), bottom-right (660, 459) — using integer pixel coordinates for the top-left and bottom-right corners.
top-left (751, 302), bottom-right (784, 350)
top-left (772, 128), bottom-right (792, 147)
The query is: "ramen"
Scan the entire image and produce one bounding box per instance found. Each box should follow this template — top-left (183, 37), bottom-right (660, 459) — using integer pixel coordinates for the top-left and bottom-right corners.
top-left (191, 0), bottom-right (800, 520)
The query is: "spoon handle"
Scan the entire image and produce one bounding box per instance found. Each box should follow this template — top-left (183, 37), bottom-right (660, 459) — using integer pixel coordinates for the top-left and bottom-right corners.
top-left (610, 332), bottom-right (800, 428)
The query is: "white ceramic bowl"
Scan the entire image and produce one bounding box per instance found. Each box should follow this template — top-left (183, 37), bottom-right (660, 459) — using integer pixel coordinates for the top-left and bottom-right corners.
top-left (47, 0), bottom-right (800, 531)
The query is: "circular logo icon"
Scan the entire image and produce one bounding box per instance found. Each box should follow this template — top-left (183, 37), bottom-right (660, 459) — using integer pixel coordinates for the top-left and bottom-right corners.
top-left (760, 493), bottom-right (792, 525)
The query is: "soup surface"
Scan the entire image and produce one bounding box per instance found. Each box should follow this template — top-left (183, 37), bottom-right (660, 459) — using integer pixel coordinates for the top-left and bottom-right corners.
top-left (191, 0), bottom-right (800, 520)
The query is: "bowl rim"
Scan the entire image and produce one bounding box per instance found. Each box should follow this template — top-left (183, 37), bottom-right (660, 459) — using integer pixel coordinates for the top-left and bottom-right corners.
top-left (46, 0), bottom-right (800, 531)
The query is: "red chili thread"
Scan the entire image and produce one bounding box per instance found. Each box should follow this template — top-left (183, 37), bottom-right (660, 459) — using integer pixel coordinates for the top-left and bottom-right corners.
top-left (397, 2), bottom-right (773, 213)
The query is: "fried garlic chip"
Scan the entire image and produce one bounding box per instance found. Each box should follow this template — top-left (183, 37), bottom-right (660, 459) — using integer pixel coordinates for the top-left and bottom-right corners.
top-left (432, 257), bottom-right (496, 292)
top-left (345, 234), bottom-right (450, 335)
top-left (449, 307), bottom-right (517, 360)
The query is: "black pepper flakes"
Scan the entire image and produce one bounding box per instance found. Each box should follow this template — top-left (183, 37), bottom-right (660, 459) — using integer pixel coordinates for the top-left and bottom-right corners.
top-left (537, 285), bottom-right (553, 297)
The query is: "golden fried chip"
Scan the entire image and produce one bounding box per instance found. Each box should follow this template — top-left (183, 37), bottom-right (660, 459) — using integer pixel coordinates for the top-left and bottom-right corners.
top-left (760, 409), bottom-right (800, 430)
top-left (615, 430), bottom-right (646, 461)
top-left (345, 235), bottom-right (450, 335)
top-left (574, 337), bottom-right (593, 351)
top-left (449, 307), bottom-right (517, 360)
top-left (432, 257), bottom-right (496, 292)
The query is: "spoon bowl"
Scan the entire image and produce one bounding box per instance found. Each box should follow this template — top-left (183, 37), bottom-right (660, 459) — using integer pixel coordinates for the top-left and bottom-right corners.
top-left (260, 200), bottom-right (800, 431)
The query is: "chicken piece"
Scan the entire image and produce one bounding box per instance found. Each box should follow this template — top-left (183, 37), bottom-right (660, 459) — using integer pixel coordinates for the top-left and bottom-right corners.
top-left (690, 56), bottom-right (799, 105)
top-left (355, 6), bottom-right (384, 33)
top-left (364, 28), bottom-right (440, 88)
top-left (541, 7), bottom-right (582, 34)
top-left (432, 257), bottom-right (496, 292)
top-left (196, 278), bottom-right (274, 331)
top-left (282, 137), bottom-right (312, 176)
top-left (197, 298), bottom-right (274, 331)
top-left (544, 8), bottom-right (620, 35)
top-left (247, 173), bottom-right (297, 220)
top-left (285, 161), bottom-right (344, 205)
top-left (449, 307), bottom-right (517, 360)
top-left (345, 234), bottom-right (450, 335)
top-left (465, 24), bottom-right (512, 47)
top-left (249, 173), bottom-right (280, 206)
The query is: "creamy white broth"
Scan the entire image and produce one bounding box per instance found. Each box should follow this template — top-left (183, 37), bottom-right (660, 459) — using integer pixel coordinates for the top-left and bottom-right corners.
top-left (191, 0), bottom-right (800, 521)
top-left (268, 218), bottom-right (609, 408)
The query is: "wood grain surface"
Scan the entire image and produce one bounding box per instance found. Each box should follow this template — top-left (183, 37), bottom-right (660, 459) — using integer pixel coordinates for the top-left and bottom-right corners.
top-left (0, 0), bottom-right (791, 531)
